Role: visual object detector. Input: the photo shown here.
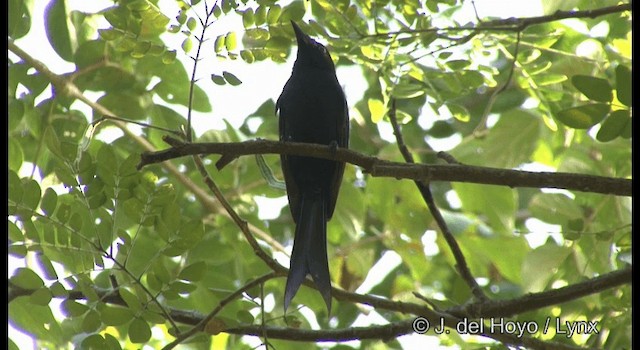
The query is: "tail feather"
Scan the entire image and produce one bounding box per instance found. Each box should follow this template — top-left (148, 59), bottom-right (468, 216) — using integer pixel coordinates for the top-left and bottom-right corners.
top-left (284, 194), bottom-right (332, 313)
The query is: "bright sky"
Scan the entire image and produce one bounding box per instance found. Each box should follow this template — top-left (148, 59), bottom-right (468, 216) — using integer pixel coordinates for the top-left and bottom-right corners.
top-left (10, 1), bottom-right (546, 349)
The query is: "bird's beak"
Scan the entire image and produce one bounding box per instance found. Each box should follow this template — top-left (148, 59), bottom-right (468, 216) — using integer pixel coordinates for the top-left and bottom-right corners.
top-left (290, 20), bottom-right (311, 47)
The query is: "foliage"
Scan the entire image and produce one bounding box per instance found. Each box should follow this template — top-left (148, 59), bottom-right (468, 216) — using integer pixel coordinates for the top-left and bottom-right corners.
top-left (8, 0), bottom-right (631, 349)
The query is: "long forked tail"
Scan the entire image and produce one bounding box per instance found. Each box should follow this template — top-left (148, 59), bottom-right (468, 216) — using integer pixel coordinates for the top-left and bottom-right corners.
top-left (284, 194), bottom-right (332, 313)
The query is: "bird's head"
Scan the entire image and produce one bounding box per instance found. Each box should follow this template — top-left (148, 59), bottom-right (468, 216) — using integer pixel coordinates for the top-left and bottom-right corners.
top-left (290, 21), bottom-right (336, 71)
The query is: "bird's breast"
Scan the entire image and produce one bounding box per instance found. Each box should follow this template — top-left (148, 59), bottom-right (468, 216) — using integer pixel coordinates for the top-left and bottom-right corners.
top-left (279, 70), bottom-right (346, 144)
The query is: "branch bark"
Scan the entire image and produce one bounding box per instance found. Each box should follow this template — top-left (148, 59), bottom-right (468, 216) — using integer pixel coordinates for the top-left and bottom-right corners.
top-left (138, 138), bottom-right (631, 196)
top-left (11, 264), bottom-right (628, 350)
top-left (365, 3), bottom-right (631, 36)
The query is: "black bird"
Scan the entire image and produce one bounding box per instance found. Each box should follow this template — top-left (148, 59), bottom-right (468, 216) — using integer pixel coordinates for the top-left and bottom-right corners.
top-left (276, 21), bottom-right (349, 313)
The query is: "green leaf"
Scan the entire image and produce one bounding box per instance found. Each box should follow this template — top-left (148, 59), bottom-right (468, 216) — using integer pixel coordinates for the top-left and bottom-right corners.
top-left (127, 0), bottom-right (151, 11)
top-left (460, 70), bottom-right (485, 87)
top-left (98, 28), bottom-right (122, 41)
top-left (428, 120), bottom-right (455, 138)
top-left (74, 40), bottom-right (106, 68)
top-left (237, 310), bottom-right (254, 324)
top-left (368, 98), bottom-right (385, 123)
top-left (522, 243), bottom-right (571, 293)
top-left (451, 110), bottom-right (540, 168)
top-left (535, 73), bottom-right (567, 86)
top-left (596, 109), bottom-right (630, 142)
top-left (446, 59), bottom-right (470, 70)
top-left (214, 34), bottom-right (225, 53)
top-left (8, 221), bottom-right (23, 243)
top-left (212, 3), bottom-right (222, 17)
top-left (241, 8), bottom-right (254, 28)
top-left (615, 64), bottom-right (631, 107)
top-left (452, 183), bottom-right (516, 234)
top-left (222, 71), bottom-right (242, 86)
top-left (186, 17), bottom-right (197, 31)
top-left (29, 287), bottom-right (53, 306)
top-left (167, 280), bottom-right (197, 295)
top-left (44, 125), bottom-right (65, 160)
top-left (392, 83), bottom-right (425, 99)
top-left (131, 40), bottom-right (151, 58)
top-left (8, 97), bottom-right (24, 132)
top-left (211, 74), bottom-right (226, 85)
top-left (8, 171), bottom-right (22, 211)
top-left (447, 103), bottom-right (470, 122)
top-left (221, 0), bottom-right (233, 13)
top-left (10, 267), bottom-right (44, 290)
top-left (152, 60), bottom-right (211, 111)
top-left (225, 32), bottom-right (237, 52)
top-left (62, 299), bottom-right (89, 317)
top-left (104, 333), bottom-right (123, 350)
top-left (528, 193), bottom-right (582, 225)
top-left (119, 288), bottom-right (143, 311)
top-left (555, 103), bottom-right (610, 129)
top-left (45, 0), bottom-right (74, 62)
top-left (179, 261), bottom-right (206, 282)
top-left (253, 5), bottom-right (266, 24)
top-left (9, 0), bottom-right (32, 39)
top-left (96, 93), bottom-right (146, 120)
top-left (240, 49), bottom-right (255, 63)
top-left (181, 37), bottom-right (193, 53)
top-left (40, 188), bottom-right (58, 216)
top-left (100, 305), bottom-right (134, 326)
top-left (9, 296), bottom-right (63, 344)
top-left (267, 5), bottom-right (282, 24)
top-left (8, 138), bottom-right (23, 172)
top-left (129, 318), bottom-right (152, 343)
top-left (82, 309), bottom-right (102, 333)
top-left (35, 253), bottom-right (58, 280)
top-left (49, 281), bottom-right (68, 297)
top-left (81, 334), bottom-right (107, 349)
top-left (571, 75), bottom-right (613, 102)
top-left (162, 50), bottom-right (177, 64)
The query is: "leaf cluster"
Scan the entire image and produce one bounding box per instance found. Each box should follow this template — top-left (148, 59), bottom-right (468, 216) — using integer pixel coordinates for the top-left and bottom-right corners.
top-left (8, 0), bottom-right (631, 349)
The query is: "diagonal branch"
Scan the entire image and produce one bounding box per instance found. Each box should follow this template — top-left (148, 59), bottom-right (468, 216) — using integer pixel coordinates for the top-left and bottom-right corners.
top-left (161, 272), bottom-right (278, 350)
top-left (387, 99), bottom-right (487, 300)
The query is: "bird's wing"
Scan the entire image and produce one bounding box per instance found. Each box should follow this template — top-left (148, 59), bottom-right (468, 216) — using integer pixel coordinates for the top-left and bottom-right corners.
top-left (326, 93), bottom-right (349, 219)
top-left (277, 89), bottom-right (302, 223)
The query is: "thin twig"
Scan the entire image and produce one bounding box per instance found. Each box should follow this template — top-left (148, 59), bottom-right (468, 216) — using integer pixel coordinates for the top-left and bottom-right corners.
top-left (474, 30), bottom-right (522, 135)
top-left (363, 4), bottom-right (631, 38)
top-left (185, 2), bottom-right (219, 141)
top-left (160, 5), bottom-right (285, 347)
top-left (161, 272), bottom-right (277, 350)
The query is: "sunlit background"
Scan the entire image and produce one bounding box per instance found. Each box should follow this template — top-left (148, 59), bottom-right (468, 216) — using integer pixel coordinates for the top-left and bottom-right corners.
top-left (13, 0), bottom-right (602, 348)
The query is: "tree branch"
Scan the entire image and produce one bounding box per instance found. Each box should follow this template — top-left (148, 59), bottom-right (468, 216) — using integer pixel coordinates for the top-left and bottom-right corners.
top-left (138, 138), bottom-right (631, 197)
top-left (388, 99), bottom-right (487, 300)
top-left (9, 265), bottom-right (628, 350)
top-left (365, 4), bottom-right (631, 37)
top-left (450, 266), bottom-right (632, 318)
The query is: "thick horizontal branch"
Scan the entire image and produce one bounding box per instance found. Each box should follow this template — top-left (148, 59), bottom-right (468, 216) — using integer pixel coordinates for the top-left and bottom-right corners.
top-left (450, 266), bottom-right (632, 318)
top-left (226, 320), bottom-right (415, 342)
top-left (138, 139), bottom-right (631, 196)
top-left (10, 265), bottom-right (628, 349)
top-left (224, 323), bottom-right (589, 350)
